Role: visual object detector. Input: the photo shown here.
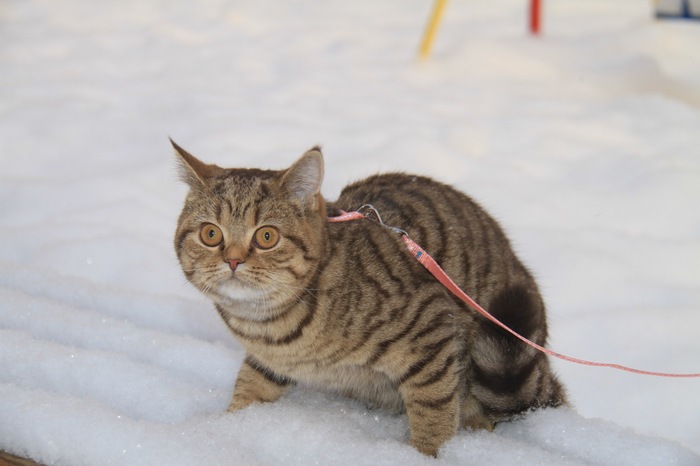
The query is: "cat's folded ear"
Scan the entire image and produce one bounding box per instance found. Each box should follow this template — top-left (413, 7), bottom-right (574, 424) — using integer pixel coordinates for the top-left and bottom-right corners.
top-left (170, 138), bottom-right (221, 188)
top-left (281, 147), bottom-right (325, 210)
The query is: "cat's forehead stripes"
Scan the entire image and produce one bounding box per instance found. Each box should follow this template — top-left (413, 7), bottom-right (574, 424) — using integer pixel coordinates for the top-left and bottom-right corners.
top-left (208, 170), bottom-right (279, 224)
top-left (211, 169), bottom-right (277, 197)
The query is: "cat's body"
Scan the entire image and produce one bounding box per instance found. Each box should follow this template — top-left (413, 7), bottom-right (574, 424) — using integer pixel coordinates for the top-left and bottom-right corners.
top-left (173, 142), bottom-right (566, 456)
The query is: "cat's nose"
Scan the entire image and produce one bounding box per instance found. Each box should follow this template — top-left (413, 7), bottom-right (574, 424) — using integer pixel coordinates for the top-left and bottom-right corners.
top-left (223, 244), bottom-right (247, 271)
top-left (226, 259), bottom-right (243, 271)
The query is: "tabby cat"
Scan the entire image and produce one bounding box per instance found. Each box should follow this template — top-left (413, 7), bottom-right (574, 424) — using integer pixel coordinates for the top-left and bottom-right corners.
top-left (173, 141), bottom-right (567, 456)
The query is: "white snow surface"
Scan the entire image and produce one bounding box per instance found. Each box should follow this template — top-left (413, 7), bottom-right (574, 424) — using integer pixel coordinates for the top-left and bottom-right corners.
top-left (1, 0), bottom-right (699, 464)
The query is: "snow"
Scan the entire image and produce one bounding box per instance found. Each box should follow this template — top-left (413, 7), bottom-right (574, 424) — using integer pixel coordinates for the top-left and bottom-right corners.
top-left (1, 0), bottom-right (699, 464)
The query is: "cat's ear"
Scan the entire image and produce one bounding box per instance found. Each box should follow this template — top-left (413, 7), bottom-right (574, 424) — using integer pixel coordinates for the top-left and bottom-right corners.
top-left (281, 147), bottom-right (324, 209)
top-left (170, 138), bottom-right (220, 188)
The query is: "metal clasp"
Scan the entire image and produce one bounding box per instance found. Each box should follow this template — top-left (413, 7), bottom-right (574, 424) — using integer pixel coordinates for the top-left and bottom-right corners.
top-left (356, 204), bottom-right (409, 237)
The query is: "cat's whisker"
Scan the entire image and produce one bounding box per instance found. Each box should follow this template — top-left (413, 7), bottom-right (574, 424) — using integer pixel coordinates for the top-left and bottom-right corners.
top-left (260, 280), bottom-right (310, 303)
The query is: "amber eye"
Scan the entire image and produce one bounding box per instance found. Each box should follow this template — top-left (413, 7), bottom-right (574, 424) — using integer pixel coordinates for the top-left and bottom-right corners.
top-left (199, 223), bottom-right (223, 247)
top-left (253, 226), bottom-right (280, 250)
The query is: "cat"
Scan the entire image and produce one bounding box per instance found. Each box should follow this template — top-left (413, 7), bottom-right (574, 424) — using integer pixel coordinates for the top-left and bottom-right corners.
top-left (172, 140), bottom-right (567, 456)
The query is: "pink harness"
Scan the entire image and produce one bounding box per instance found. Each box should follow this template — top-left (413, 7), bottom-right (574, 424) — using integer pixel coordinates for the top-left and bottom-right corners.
top-left (329, 205), bottom-right (700, 378)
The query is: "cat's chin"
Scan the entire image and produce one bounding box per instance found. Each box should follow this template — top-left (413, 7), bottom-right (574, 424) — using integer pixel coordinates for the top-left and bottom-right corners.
top-left (212, 280), bottom-right (281, 321)
top-left (217, 279), bottom-right (269, 303)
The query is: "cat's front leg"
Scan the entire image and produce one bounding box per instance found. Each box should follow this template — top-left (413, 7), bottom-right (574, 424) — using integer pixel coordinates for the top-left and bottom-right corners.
top-left (228, 356), bottom-right (293, 411)
top-left (397, 354), bottom-right (461, 457)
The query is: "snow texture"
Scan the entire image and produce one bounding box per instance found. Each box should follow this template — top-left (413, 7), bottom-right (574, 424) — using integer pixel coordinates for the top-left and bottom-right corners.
top-left (1, 0), bottom-right (699, 464)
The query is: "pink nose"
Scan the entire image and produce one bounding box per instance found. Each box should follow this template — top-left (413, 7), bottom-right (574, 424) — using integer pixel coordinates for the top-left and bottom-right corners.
top-left (226, 259), bottom-right (242, 271)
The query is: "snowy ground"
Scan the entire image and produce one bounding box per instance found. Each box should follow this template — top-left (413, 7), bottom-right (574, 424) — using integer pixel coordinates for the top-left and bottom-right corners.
top-left (1, 0), bottom-right (699, 464)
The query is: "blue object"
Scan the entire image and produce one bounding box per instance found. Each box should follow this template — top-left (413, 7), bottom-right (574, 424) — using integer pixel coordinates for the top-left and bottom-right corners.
top-left (655, 0), bottom-right (700, 20)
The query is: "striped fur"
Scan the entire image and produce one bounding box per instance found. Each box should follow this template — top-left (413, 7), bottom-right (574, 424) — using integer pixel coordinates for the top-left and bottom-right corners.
top-left (173, 143), bottom-right (567, 456)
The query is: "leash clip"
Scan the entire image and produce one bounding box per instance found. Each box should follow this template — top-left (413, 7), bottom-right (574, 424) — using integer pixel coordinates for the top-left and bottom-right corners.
top-left (357, 204), bottom-right (409, 237)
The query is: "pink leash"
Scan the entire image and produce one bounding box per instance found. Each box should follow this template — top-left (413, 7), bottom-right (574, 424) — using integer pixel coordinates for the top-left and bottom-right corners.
top-left (329, 207), bottom-right (700, 378)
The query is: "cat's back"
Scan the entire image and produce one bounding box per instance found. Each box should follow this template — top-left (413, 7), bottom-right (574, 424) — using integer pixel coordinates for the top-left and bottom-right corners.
top-left (330, 173), bottom-right (536, 306)
top-left (333, 173), bottom-right (521, 276)
top-left (334, 172), bottom-right (496, 237)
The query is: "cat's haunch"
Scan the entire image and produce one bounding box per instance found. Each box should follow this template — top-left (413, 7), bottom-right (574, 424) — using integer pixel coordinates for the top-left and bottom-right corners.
top-left (172, 141), bottom-right (567, 457)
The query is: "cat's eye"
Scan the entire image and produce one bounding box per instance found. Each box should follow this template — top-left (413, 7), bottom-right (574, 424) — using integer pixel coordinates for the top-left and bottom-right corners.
top-left (253, 226), bottom-right (280, 250)
top-left (199, 223), bottom-right (223, 247)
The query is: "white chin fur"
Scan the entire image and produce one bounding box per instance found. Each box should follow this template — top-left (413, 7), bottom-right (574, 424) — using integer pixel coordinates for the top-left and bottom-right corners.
top-left (217, 280), bottom-right (269, 303)
top-left (215, 280), bottom-right (283, 322)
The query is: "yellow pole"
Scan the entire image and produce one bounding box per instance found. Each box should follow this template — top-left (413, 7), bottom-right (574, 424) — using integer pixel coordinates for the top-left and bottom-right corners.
top-left (419, 0), bottom-right (449, 59)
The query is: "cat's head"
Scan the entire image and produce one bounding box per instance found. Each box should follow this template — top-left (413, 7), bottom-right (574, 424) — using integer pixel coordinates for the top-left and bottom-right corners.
top-left (172, 139), bottom-right (327, 320)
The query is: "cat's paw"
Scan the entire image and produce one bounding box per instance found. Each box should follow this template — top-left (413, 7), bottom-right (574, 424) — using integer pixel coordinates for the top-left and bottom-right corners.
top-left (461, 415), bottom-right (495, 432)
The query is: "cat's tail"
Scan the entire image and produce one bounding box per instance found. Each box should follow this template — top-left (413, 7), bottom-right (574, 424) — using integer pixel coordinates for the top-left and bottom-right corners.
top-left (467, 283), bottom-right (568, 422)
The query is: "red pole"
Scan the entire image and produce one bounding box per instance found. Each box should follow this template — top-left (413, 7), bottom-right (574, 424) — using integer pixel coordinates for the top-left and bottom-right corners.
top-left (530, 0), bottom-right (541, 35)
